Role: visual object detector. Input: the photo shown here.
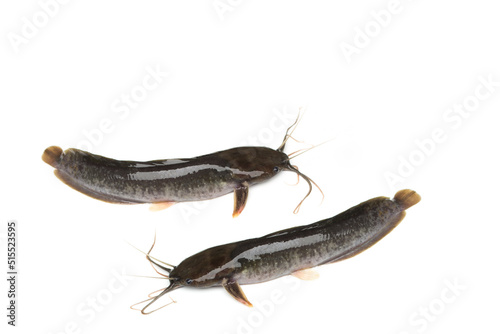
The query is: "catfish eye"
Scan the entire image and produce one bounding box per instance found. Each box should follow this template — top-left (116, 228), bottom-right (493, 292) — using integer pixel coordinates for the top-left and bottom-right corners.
top-left (273, 166), bottom-right (279, 173)
top-left (185, 278), bottom-right (193, 285)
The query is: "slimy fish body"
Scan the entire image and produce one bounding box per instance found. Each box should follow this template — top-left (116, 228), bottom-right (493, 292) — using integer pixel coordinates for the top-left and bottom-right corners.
top-left (137, 189), bottom-right (421, 313)
top-left (42, 118), bottom-right (319, 217)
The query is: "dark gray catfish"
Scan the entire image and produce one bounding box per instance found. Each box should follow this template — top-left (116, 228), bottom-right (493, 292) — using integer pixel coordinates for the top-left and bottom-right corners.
top-left (137, 189), bottom-right (420, 313)
top-left (42, 119), bottom-right (319, 217)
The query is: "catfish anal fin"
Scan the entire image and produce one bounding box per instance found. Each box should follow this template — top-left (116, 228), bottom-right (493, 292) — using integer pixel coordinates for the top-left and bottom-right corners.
top-left (53, 170), bottom-right (139, 204)
top-left (222, 278), bottom-right (252, 307)
top-left (232, 182), bottom-right (249, 218)
top-left (325, 212), bottom-right (407, 265)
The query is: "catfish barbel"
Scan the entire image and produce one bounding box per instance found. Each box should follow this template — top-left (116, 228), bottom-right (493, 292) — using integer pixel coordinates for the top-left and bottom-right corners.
top-left (135, 189), bottom-right (421, 313)
top-left (42, 116), bottom-right (320, 217)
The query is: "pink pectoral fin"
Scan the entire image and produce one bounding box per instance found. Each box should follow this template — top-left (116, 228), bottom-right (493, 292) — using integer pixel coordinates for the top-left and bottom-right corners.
top-left (291, 268), bottom-right (320, 280)
top-left (149, 202), bottom-right (176, 212)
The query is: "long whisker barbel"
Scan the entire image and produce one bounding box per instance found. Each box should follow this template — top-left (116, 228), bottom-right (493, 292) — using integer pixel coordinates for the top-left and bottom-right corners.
top-left (286, 164), bottom-right (325, 214)
top-left (130, 190), bottom-right (420, 313)
top-left (277, 110), bottom-right (304, 152)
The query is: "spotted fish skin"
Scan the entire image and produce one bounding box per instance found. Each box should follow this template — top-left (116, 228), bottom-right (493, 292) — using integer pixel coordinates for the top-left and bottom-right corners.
top-left (160, 190), bottom-right (420, 307)
top-left (42, 145), bottom-right (291, 216)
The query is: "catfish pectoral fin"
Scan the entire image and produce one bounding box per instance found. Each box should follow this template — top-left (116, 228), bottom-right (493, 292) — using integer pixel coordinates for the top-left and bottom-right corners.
top-left (222, 278), bottom-right (253, 307)
top-left (232, 182), bottom-right (249, 218)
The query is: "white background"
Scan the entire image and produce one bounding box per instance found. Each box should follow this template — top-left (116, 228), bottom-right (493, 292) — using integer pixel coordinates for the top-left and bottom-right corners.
top-left (1, 1), bottom-right (499, 333)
